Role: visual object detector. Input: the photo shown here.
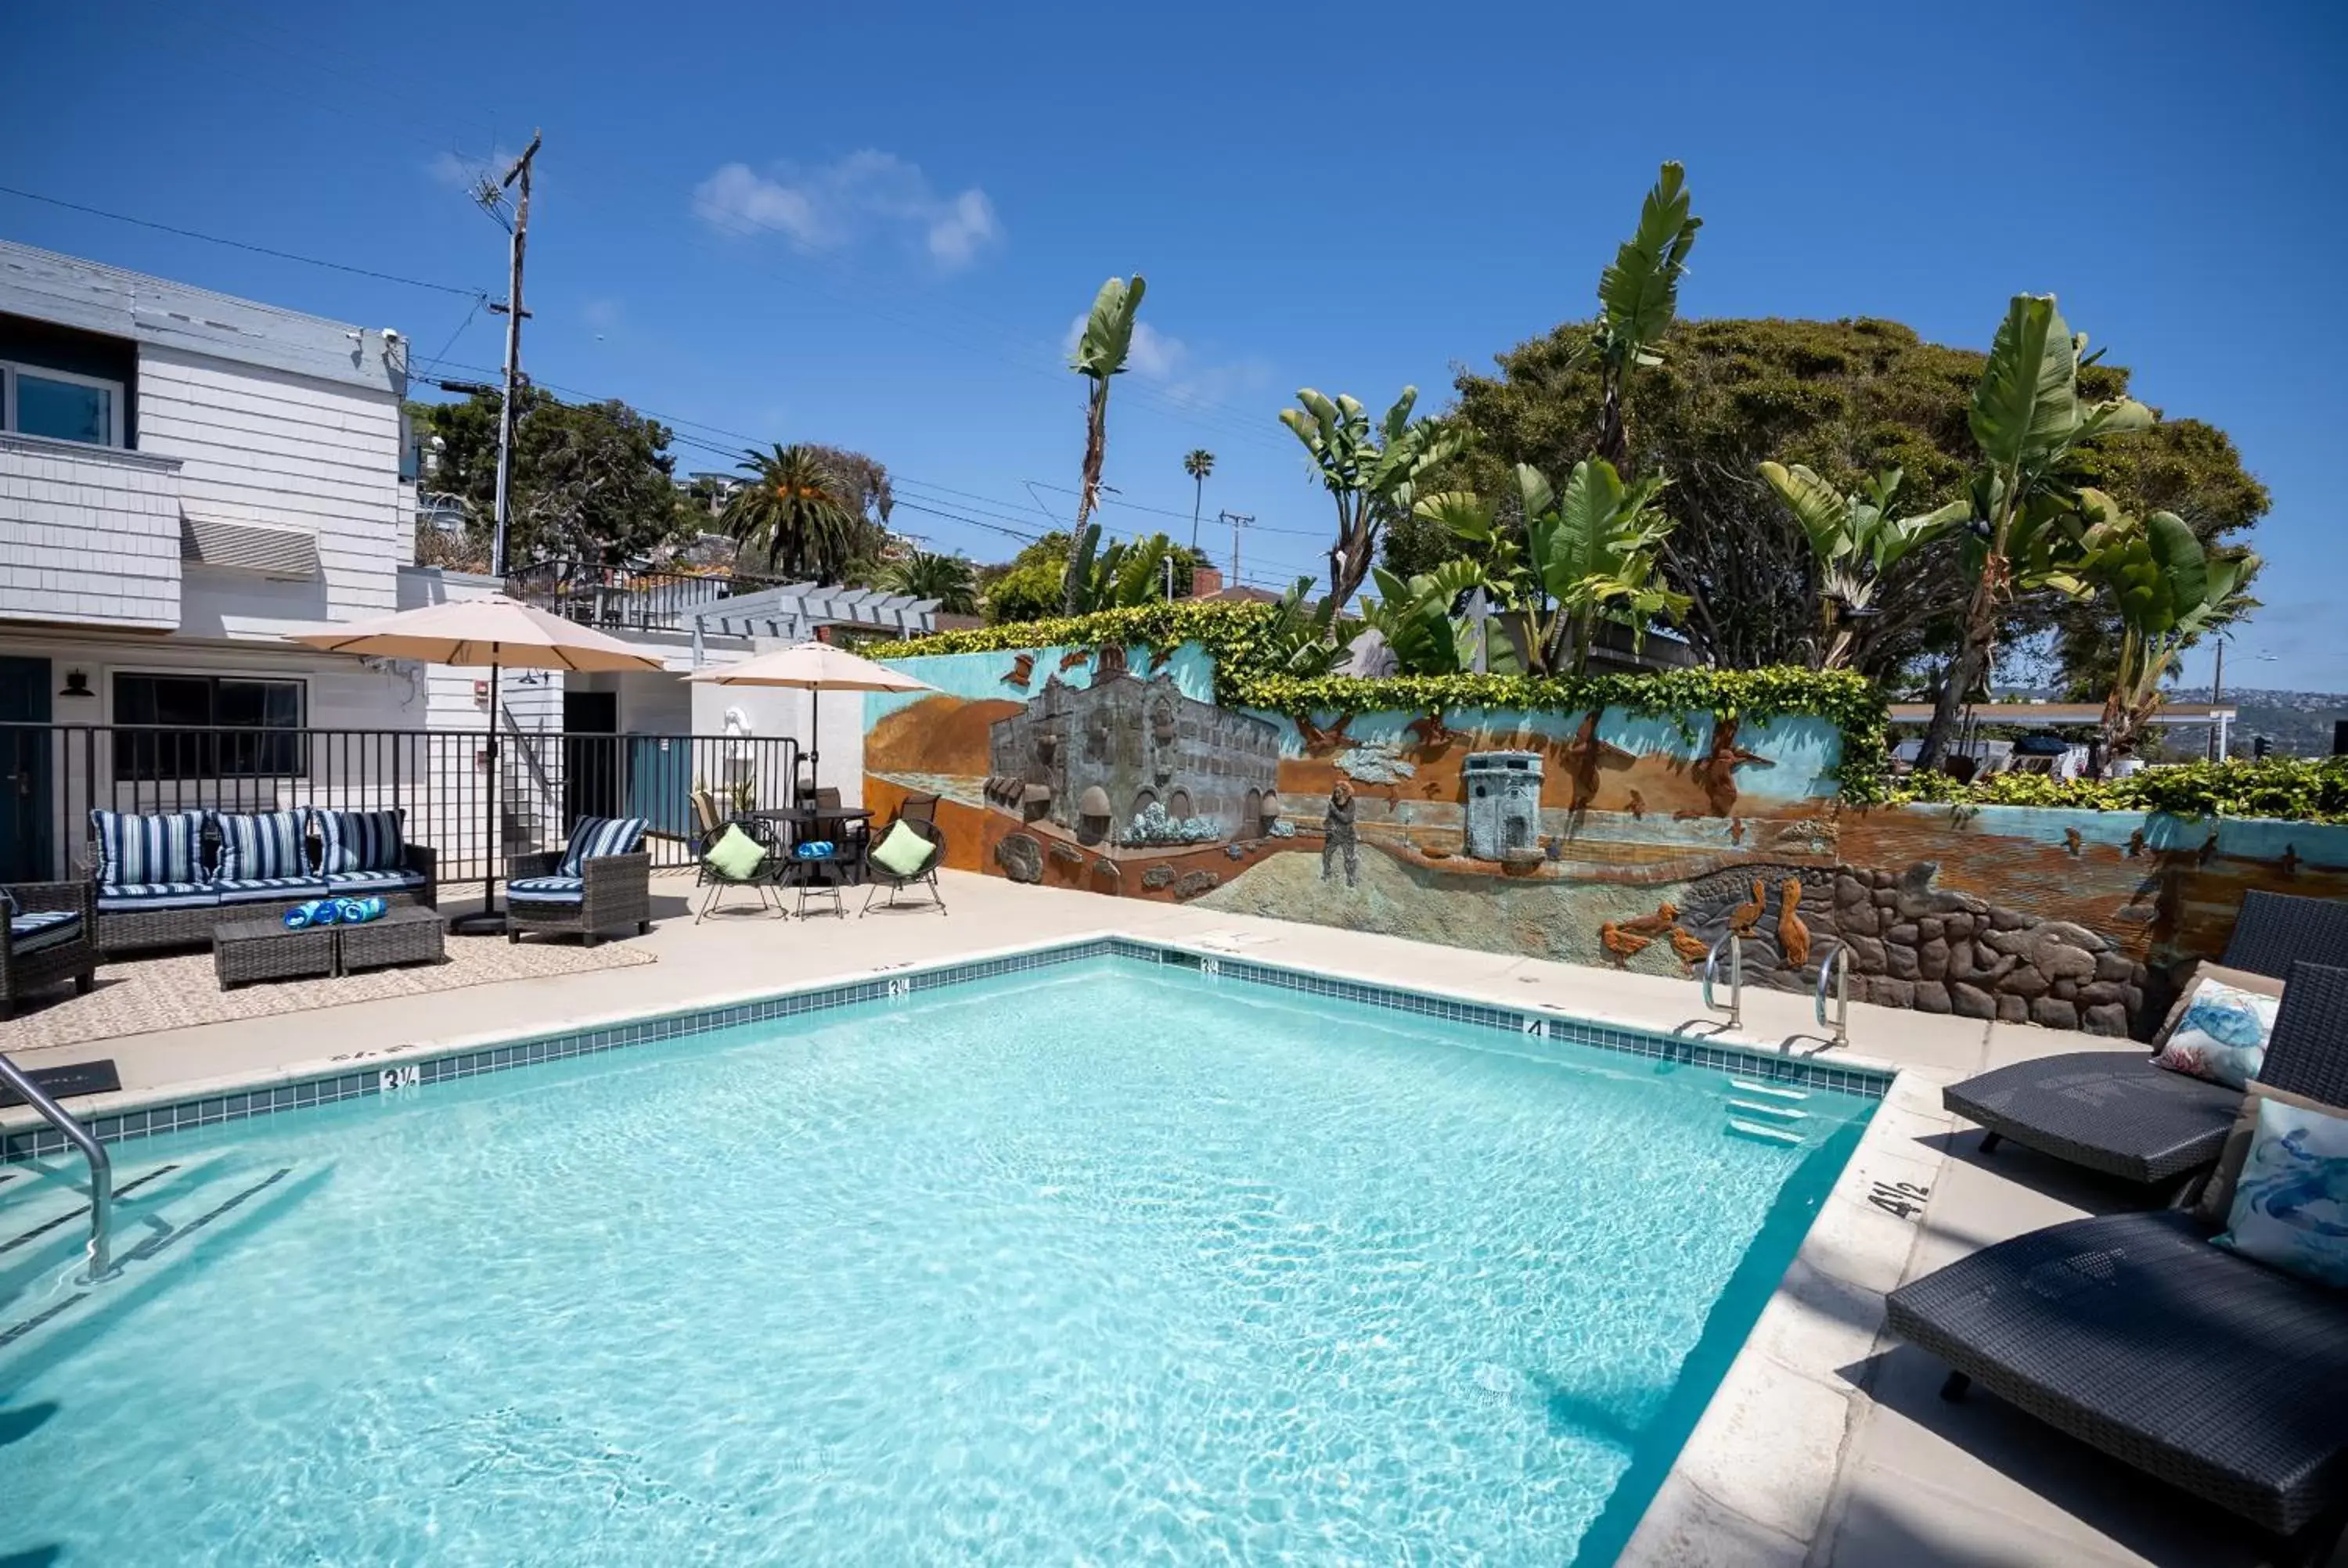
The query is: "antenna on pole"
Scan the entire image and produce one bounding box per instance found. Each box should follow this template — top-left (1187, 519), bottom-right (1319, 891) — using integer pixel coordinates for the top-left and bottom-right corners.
top-left (1218, 509), bottom-right (1254, 592)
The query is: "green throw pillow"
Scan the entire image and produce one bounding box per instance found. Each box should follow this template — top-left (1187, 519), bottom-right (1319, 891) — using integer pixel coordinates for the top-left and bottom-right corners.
top-left (870, 820), bottom-right (936, 877)
top-left (705, 823), bottom-right (769, 881)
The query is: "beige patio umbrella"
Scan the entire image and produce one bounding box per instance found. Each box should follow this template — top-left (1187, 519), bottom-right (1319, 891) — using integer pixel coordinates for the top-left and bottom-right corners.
top-left (291, 595), bottom-right (666, 925)
top-left (686, 640), bottom-right (934, 794)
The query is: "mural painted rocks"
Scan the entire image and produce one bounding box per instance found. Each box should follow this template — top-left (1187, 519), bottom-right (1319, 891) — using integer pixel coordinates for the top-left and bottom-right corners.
top-left (1666, 860), bottom-right (2150, 1037)
top-left (996, 832), bottom-right (1043, 884)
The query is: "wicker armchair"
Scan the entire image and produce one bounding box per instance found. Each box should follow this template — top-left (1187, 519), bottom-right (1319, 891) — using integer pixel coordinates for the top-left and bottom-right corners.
top-left (505, 844), bottom-right (652, 947)
top-left (1889, 961), bottom-right (2348, 1562)
top-left (3, 880), bottom-right (99, 1020)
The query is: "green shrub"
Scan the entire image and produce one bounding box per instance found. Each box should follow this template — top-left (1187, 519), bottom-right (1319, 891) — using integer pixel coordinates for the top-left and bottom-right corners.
top-left (871, 602), bottom-right (1892, 802)
top-left (1889, 757), bottom-right (2348, 824)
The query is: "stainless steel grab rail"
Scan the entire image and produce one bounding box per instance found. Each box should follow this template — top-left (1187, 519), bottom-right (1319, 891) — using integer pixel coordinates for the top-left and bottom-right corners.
top-left (0, 1051), bottom-right (111, 1282)
top-left (1813, 944), bottom-right (1851, 1050)
top-left (1702, 933), bottom-right (1744, 1030)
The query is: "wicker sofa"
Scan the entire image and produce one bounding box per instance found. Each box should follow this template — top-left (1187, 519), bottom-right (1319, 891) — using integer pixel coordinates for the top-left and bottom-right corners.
top-left (88, 806), bottom-right (436, 955)
top-left (506, 815), bottom-right (651, 947)
top-left (3, 880), bottom-right (99, 1019)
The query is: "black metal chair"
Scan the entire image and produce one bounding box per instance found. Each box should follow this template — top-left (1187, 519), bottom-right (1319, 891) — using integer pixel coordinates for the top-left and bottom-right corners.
top-left (1943, 890), bottom-right (2348, 1199)
top-left (1889, 960), bottom-right (2348, 1565)
top-left (860, 815), bottom-right (945, 917)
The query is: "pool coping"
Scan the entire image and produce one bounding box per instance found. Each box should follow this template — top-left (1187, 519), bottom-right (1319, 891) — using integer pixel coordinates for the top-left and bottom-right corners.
top-left (0, 926), bottom-right (1932, 1566)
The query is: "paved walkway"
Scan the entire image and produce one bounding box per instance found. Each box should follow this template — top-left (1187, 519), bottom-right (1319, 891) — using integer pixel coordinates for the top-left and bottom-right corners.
top-left (2, 870), bottom-right (2322, 1566)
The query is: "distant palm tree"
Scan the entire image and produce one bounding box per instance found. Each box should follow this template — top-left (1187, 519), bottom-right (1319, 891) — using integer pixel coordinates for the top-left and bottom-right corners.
top-left (1183, 448), bottom-right (1216, 554)
top-left (722, 444), bottom-right (857, 581)
top-left (878, 550), bottom-right (979, 615)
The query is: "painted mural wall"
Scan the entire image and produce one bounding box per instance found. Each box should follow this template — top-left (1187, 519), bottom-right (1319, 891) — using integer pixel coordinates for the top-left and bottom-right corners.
top-left (865, 639), bottom-right (2348, 1038)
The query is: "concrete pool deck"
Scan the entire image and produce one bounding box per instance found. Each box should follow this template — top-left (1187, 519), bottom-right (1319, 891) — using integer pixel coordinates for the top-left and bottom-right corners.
top-left (0, 869), bottom-right (2324, 1566)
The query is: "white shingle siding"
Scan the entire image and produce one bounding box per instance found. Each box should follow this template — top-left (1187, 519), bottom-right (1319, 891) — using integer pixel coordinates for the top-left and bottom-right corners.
top-left (139, 347), bottom-right (402, 620)
top-left (0, 433), bottom-right (184, 628)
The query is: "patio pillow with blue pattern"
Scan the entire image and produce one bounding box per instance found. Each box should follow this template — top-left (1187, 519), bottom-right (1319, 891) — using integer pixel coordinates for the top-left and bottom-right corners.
top-left (2215, 1095), bottom-right (2348, 1288)
top-left (89, 809), bottom-right (207, 887)
top-left (557, 816), bottom-right (647, 876)
top-left (2153, 976), bottom-right (2281, 1090)
top-left (316, 808), bottom-right (407, 874)
top-left (214, 809), bottom-right (314, 880)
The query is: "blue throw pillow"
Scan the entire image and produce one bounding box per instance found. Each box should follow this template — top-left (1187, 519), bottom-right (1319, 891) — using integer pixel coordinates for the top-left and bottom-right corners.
top-left (2215, 1095), bottom-right (2348, 1288)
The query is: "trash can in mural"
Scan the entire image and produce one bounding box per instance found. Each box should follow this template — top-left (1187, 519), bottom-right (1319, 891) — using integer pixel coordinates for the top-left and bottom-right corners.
top-left (1464, 751), bottom-right (1544, 861)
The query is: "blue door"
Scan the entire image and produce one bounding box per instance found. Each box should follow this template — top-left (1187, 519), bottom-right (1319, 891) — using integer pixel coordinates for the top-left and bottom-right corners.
top-left (0, 656), bottom-right (54, 882)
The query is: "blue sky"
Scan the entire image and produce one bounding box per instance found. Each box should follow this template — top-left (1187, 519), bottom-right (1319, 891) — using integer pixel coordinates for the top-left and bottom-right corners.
top-left (5, 1), bottom-right (2344, 687)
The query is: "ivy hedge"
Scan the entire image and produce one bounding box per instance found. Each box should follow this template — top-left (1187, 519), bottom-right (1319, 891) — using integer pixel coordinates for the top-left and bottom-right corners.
top-left (1890, 757), bottom-right (2348, 824)
top-left (870, 602), bottom-right (1893, 802)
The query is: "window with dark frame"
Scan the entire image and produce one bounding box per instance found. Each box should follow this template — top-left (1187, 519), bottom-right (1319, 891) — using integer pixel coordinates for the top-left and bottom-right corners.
top-left (111, 674), bottom-right (308, 781)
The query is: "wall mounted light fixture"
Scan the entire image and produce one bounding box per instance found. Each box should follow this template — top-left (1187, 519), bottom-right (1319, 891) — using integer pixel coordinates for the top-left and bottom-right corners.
top-left (57, 669), bottom-right (95, 699)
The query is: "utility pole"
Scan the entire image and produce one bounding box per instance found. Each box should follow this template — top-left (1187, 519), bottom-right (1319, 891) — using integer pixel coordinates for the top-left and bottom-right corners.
top-left (486, 131), bottom-right (541, 581)
top-left (2209, 631), bottom-right (2227, 763)
top-left (1219, 509), bottom-right (1254, 592)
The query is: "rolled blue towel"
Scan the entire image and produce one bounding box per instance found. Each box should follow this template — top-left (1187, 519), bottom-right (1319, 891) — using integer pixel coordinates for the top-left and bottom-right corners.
top-left (333, 897), bottom-right (380, 926)
top-left (355, 895), bottom-right (387, 922)
top-left (283, 900), bottom-right (321, 930)
top-left (794, 840), bottom-right (834, 860)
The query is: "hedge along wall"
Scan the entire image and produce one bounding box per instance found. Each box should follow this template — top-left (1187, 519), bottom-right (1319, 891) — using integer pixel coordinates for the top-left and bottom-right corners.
top-left (862, 610), bottom-right (2347, 1039)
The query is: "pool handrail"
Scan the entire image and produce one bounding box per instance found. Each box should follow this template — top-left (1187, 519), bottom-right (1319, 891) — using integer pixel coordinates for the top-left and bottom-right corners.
top-left (1702, 933), bottom-right (1744, 1031)
top-left (1814, 943), bottom-right (1851, 1049)
top-left (0, 1048), bottom-right (112, 1282)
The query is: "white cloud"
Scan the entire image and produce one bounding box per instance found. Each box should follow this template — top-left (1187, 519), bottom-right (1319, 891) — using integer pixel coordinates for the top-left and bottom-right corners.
top-left (693, 151), bottom-right (1002, 270)
top-left (1056, 315), bottom-right (1268, 413)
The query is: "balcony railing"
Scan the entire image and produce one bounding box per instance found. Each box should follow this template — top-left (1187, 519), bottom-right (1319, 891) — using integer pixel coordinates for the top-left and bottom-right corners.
top-left (0, 722), bottom-right (801, 886)
top-left (506, 560), bottom-right (787, 636)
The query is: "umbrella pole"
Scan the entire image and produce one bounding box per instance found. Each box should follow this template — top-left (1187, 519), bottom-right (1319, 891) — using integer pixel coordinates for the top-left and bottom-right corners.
top-left (451, 655), bottom-right (506, 934)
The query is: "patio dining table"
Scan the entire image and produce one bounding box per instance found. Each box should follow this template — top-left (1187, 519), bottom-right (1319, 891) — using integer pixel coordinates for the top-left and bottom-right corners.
top-left (742, 805), bottom-right (874, 908)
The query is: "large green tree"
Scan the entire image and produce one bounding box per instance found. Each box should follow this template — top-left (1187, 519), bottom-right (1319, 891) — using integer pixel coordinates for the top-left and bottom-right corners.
top-left (412, 389), bottom-right (687, 567)
top-left (723, 444), bottom-right (862, 581)
top-left (1064, 275), bottom-right (1147, 612)
top-left (1410, 316), bottom-right (2267, 681)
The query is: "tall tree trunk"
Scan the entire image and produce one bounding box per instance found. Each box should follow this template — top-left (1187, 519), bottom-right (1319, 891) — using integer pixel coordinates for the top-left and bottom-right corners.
top-left (1917, 574), bottom-right (1997, 771)
top-left (1065, 382), bottom-right (1109, 613)
top-left (1597, 367), bottom-right (1630, 473)
top-left (1327, 495), bottom-right (1371, 614)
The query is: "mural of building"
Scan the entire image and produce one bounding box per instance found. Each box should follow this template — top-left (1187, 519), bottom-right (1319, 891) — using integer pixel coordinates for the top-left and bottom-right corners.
top-left (986, 664), bottom-right (1280, 843)
top-left (1463, 751), bottom-right (1544, 860)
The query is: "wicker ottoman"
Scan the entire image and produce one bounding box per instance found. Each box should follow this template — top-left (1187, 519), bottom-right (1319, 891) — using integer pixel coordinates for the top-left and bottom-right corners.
top-left (214, 918), bottom-right (337, 989)
top-left (337, 906), bottom-right (446, 976)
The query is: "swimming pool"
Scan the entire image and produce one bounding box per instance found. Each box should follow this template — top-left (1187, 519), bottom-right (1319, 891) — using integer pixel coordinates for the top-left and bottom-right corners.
top-left (1, 950), bottom-right (1876, 1564)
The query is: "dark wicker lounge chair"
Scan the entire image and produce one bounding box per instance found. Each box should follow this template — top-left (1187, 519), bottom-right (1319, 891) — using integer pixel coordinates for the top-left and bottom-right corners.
top-left (506, 815), bottom-right (652, 947)
top-left (860, 815), bottom-right (945, 917)
top-left (3, 880), bottom-right (99, 1019)
top-left (1889, 961), bottom-right (2348, 1564)
top-left (1943, 890), bottom-right (2348, 1196)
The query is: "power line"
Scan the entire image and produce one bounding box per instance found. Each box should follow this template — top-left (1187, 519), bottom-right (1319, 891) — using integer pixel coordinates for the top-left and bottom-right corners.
top-left (0, 184), bottom-right (486, 298)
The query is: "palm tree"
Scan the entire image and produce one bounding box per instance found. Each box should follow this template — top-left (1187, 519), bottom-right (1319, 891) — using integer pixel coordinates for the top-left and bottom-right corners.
top-left (1183, 448), bottom-right (1215, 553)
top-left (722, 444), bottom-right (859, 581)
top-left (877, 550), bottom-right (979, 615)
top-left (1064, 275), bottom-right (1147, 612)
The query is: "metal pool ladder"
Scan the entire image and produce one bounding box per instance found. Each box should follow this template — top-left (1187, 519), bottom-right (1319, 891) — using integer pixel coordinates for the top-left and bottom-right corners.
top-left (1702, 933), bottom-right (1745, 1030)
top-left (0, 1048), bottom-right (111, 1282)
top-left (1814, 944), bottom-right (1852, 1050)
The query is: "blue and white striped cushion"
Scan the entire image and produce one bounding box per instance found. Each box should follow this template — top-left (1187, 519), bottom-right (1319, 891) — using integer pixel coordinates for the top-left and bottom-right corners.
top-left (215, 810), bottom-right (312, 880)
top-left (95, 881), bottom-right (218, 912)
top-left (317, 809), bottom-right (406, 874)
top-left (214, 875), bottom-right (329, 906)
top-left (324, 866), bottom-right (428, 895)
top-left (508, 874), bottom-right (585, 904)
top-left (90, 810), bottom-right (207, 887)
top-left (9, 908), bottom-right (83, 955)
top-left (558, 816), bottom-right (648, 876)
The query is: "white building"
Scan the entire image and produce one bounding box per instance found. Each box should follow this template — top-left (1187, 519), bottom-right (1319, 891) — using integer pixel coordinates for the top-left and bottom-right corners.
top-left (0, 241), bottom-right (934, 881)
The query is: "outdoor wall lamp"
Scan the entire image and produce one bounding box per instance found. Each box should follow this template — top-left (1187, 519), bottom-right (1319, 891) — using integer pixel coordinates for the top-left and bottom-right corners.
top-left (58, 669), bottom-right (94, 699)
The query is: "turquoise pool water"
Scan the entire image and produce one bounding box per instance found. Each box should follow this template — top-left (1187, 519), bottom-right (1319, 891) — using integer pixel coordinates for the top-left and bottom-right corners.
top-left (0, 958), bottom-right (1872, 1565)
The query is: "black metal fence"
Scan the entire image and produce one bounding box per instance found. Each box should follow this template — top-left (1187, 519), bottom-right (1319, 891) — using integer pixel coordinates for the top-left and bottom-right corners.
top-left (0, 723), bottom-right (801, 885)
top-left (505, 561), bottom-right (787, 636)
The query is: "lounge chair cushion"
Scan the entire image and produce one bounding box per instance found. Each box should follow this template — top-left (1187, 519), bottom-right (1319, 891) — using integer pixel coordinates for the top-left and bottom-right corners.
top-left (2213, 1096), bottom-right (2348, 1288)
top-left (316, 808), bottom-right (406, 874)
top-left (213, 876), bottom-right (332, 907)
top-left (214, 809), bottom-right (313, 880)
top-left (1887, 1209), bottom-right (2348, 1537)
top-left (2199, 1081), bottom-right (2343, 1225)
top-left (2154, 976), bottom-right (2281, 1090)
top-left (1943, 1050), bottom-right (2242, 1185)
top-left (95, 881), bottom-right (218, 912)
top-left (704, 825), bottom-right (768, 882)
top-left (322, 867), bottom-right (429, 896)
top-left (558, 816), bottom-right (647, 876)
top-left (508, 875), bottom-right (585, 905)
top-left (2154, 961), bottom-right (2286, 1047)
top-left (9, 909), bottom-right (84, 955)
top-left (870, 822), bottom-right (935, 878)
top-left (90, 809), bottom-right (207, 887)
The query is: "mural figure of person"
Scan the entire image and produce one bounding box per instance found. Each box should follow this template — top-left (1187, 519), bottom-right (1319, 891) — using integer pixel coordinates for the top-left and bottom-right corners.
top-left (1322, 780), bottom-right (1359, 888)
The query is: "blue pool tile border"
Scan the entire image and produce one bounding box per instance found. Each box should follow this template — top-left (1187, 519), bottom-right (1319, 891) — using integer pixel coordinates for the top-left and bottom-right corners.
top-left (2, 936), bottom-right (1886, 1163)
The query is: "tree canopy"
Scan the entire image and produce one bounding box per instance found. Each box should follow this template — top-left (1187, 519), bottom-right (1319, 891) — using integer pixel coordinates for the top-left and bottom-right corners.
top-left (413, 388), bottom-right (690, 567)
top-left (1400, 316), bottom-right (2268, 685)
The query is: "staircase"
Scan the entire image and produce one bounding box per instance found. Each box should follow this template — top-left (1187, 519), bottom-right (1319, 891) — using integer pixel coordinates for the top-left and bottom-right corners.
top-left (1723, 1077), bottom-right (1810, 1145)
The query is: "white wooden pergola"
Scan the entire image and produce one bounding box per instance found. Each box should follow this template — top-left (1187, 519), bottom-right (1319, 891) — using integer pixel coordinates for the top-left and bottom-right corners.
top-left (686, 583), bottom-right (941, 666)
